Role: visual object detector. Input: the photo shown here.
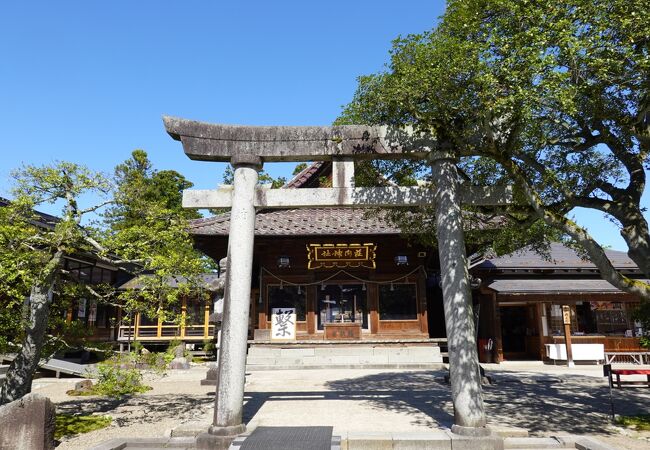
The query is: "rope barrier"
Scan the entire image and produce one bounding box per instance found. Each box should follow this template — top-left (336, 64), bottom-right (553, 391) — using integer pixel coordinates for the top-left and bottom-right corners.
top-left (260, 265), bottom-right (427, 287)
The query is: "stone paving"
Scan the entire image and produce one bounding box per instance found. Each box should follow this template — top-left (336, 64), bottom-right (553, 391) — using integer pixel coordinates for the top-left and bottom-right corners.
top-left (31, 362), bottom-right (650, 449)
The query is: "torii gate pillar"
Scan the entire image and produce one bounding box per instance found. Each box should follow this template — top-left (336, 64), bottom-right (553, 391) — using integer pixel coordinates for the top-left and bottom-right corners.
top-left (197, 156), bottom-right (261, 449)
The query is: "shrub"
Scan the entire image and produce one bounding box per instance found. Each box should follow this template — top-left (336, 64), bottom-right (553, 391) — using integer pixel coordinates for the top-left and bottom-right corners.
top-left (92, 358), bottom-right (151, 397)
top-left (139, 351), bottom-right (168, 374)
top-left (164, 339), bottom-right (193, 363)
top-left (131, 340), bottom-right (143, 354)
top-left (640, 336), bottom-right (650, 349)
top-left (203, 339), bottom-right (216, 356)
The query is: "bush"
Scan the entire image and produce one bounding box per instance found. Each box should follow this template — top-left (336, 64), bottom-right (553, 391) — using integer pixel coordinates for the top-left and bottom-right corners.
top-left (164, 339), bottom-right (193, 363)
top-left (92, 358), bottom-right (151, 397)
top-left (640, 336), bottom-right (650, 349)
top-left (203, 339), bottom-right (217, 356)
top-left (138, 351), bottom-right (168, 374)
top-left (131, 340), bottom-right (143, 354)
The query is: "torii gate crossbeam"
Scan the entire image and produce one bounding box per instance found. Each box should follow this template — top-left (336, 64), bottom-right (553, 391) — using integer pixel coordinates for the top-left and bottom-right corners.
top-left (164, 116), bottom-right (502, 449)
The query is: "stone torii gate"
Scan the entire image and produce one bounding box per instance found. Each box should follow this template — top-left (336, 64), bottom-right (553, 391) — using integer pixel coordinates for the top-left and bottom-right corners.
top-left (164, 117), bottom-right (511, 449)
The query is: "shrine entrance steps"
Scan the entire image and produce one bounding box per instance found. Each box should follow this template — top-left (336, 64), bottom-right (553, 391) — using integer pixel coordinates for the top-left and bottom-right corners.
top-left (245, 340), bottom-right (444, 370)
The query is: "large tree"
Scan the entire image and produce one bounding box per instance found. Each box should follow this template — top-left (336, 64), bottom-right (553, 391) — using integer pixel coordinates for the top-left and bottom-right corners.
top-left (339, 0), bottom-right (650, 299)
top-left (0, 151), bottom-right (208, 405)
top-left (0, 163), bottom-right (112, 405)
top-left (103, 150), bottom-right (209, 333)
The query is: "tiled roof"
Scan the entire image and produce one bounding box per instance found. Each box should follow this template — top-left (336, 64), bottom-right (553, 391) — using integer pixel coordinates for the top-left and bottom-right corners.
top-left (485, 278), bottom-right (648, 294)
top-left (1, 196), bottom-right (60, 229)
top-left (118, 273), bottom-right (221, 290)
top-left (189, 208), bottom-right (402, 236)
top-left (284, 162), bottom-right (327, 188)
top-left (477, 243), bottom-right (637, 270)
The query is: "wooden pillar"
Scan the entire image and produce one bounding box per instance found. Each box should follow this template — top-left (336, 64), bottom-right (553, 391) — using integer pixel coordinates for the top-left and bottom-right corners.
top-left (307, 285), bottom-right (317, 335)
top-left (368, 281), bottom-right (379, 334)
top-left (257, 277), bottom-right (269, 330)
top-left (562, 305), bottom-right (574, 367)
top-left (536, 303), bottom-right (545, 360)
top-left (180, 297), bottom-right (187, 338)
top-left (115, 307), bottom-right (123, 341)
top-left (492, 293), bottom-right (503, 363)
top-left (157, 314), bottom-right (163, 338)
top-left (418, 271), bottom-right (428, 335)
top-left (134, 312), bottom-right (141, 339)
top-left (204, 301), bottom-right (210, 338)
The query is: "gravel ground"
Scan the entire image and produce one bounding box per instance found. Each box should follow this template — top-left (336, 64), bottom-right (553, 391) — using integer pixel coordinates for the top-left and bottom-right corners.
top-left (35, 367), bottom-right (214, 450)
top-left (32, 362), bottom-right (650, 450)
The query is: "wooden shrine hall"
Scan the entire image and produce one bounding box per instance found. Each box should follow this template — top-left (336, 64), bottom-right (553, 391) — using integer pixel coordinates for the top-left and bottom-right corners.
top-left (188, 161), bottom-right (454, 349)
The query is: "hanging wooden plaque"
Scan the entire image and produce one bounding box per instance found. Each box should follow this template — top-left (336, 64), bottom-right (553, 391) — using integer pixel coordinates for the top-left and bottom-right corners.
top-left (307, 243), bottom-right (376, 269)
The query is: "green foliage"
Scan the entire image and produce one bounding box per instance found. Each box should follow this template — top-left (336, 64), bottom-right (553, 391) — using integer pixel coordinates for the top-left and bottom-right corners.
top-left (138, 350), bottom-right (169, 373)
top-left (164, 339), bottom-right (192, 363)
top-left (222, 165), bottom-right (287, 188)
top-left (292, 163), bottom-right (308, 175)
top-left (203, 339), bottom-right (218, 357)
top-left (104, 150), bottom-right (211, 325)
top-left (0, 163), bottom-right (114, 404)
top-left (639, 336), bottom-right (650, 349)
top-left (338, 0), bottom-right (650, 281)
top-left (616, 415), bottom-right (650, 431)
top-left (55, 414), bottom-right (112, 439)
top-left (92, 356), bottom-right (151, 397)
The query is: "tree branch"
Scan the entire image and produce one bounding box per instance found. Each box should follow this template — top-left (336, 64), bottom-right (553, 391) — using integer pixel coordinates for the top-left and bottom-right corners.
top-left (488, 150), bottom-right (650, 300)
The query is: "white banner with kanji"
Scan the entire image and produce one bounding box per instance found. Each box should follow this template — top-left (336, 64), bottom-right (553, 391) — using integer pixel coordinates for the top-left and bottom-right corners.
top-left (271, 307), bottom-right (296, 340)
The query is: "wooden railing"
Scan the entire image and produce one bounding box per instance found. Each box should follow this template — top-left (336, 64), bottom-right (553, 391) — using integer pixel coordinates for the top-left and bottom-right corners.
top-left (118, 324), bottom-right (215, 341)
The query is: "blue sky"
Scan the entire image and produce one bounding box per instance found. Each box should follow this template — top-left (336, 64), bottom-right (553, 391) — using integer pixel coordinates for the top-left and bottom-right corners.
top-left (0, 1), bottom-right (647, 251)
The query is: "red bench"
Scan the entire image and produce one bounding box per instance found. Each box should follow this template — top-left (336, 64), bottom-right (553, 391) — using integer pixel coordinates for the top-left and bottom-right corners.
top-left (609, 369), bottom-right (650, 388)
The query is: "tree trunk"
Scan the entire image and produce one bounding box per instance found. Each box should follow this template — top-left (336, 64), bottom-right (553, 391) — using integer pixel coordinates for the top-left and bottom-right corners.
top-left (620, 215), bottom-right (650, 278)
top-left (0, 254), bottom-right (61, 406)
top-left (431, 151), bottom-right (487, 431)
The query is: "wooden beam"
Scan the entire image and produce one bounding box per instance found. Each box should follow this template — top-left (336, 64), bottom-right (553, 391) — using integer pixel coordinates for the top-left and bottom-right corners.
top-left (182, 185), bottom-right (512, 209)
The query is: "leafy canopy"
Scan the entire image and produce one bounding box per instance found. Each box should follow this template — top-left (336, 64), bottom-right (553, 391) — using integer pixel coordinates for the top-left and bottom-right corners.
top-left (338, 0), bottom-right (650, 298)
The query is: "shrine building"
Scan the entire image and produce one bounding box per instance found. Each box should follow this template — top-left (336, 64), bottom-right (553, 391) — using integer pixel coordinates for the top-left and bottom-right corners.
top-left (184, 162), bottom-right (648, 367)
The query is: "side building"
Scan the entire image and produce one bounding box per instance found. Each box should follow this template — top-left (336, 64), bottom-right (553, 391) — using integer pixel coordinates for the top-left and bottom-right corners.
top-left (474, 243), bottom-right (647, 363)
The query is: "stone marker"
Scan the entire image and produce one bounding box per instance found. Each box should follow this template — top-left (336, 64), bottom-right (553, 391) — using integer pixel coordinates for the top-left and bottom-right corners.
top-left (201, 362), bottom-right (219, 386)
top-left (0, 393), bottom-right (56, 450)
top-left (169, 344), bottom-right (190, 370)
top-left (74, 379), bottom-right (94, 392)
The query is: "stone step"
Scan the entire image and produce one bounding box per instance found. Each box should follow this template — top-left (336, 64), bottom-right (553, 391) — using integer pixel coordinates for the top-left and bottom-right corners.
top-left (246, 344), bottom-right (443, 369)
top-left (487, 425), bottom-right (529, 438)
top-left (504, 437), bottom-right (567, 448)
top-left (88, 437), bottom-right (196, 450)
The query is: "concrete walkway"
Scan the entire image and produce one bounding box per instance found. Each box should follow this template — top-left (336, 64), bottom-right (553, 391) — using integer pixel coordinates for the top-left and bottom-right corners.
top-left (44, 362), bottom-right (650, 449)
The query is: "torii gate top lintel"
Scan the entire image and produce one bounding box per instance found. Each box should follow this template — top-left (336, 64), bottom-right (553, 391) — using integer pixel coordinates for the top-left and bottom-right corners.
top-left (163, 115), bottom-right (454, 163)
